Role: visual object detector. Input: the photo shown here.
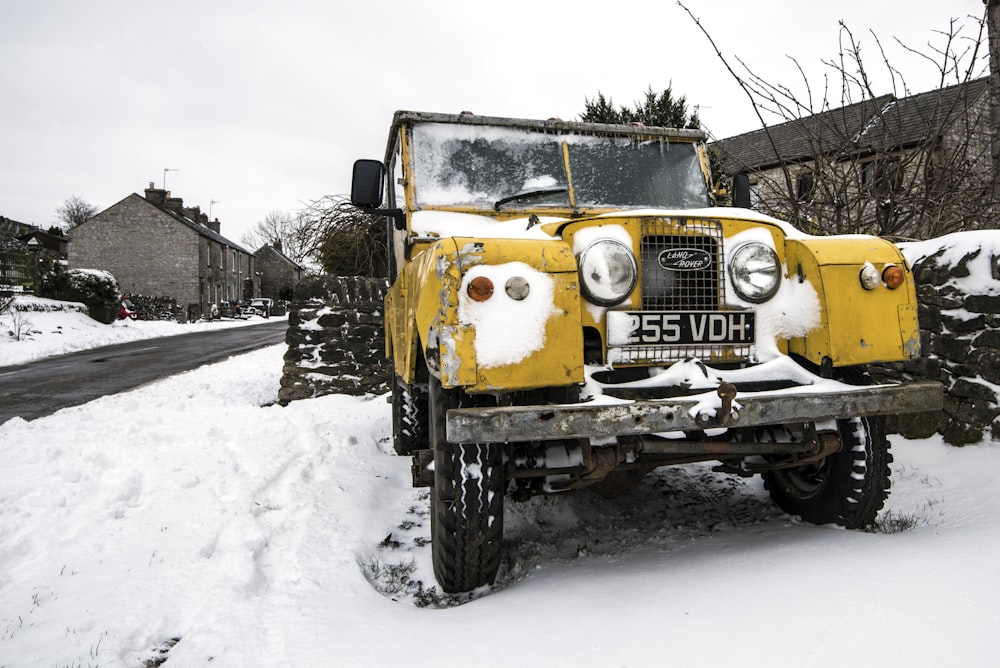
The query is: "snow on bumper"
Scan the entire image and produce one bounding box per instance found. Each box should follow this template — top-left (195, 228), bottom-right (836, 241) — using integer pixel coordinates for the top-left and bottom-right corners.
top-left (445, 381), bottom-right (943, 444)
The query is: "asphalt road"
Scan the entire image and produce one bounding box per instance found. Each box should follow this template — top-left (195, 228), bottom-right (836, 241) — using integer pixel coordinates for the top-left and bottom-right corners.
top-left (0, 319), bottom-right (288, 424)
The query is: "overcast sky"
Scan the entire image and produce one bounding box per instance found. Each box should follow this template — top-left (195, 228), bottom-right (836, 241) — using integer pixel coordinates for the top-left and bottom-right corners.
top-left (0, 0), bottom-right (987, 245)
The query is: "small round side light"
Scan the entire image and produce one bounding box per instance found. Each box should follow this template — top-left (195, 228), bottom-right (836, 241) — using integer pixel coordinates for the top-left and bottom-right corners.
top-left (859, 264), bottom-right (881, 290)
top-left (882, 264), bottom-right (905, 290)
top-left (505, 276), bottom-right (530, 301)
top-left (467, 276), bottom-right (494, 302)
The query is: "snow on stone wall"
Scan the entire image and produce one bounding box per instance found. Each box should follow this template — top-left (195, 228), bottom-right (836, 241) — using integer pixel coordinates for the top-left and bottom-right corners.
top-left (277, 276), bottom-right (390, 403)
top-left (872, 231), bottom-right (1000, 445)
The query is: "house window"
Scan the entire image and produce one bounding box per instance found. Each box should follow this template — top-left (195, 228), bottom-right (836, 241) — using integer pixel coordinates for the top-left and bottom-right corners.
top-left (796, 172), bottom-right (815, 202)
top-left (862, 158), bottom-right (902, 195)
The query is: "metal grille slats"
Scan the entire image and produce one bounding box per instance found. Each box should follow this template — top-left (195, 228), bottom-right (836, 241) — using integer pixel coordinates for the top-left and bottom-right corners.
top-left (639, 218), bottom-right (724, 310)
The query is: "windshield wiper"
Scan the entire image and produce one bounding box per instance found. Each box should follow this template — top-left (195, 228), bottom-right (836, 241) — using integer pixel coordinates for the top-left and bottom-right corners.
top-left (494, 187), bottom-right (569, 211)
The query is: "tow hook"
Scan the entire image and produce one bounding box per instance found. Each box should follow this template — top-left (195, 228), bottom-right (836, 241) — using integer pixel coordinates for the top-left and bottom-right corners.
top-left (716, 383), bottom-right (738, 427)
top-left (695, 382), bottom-right (738, 428)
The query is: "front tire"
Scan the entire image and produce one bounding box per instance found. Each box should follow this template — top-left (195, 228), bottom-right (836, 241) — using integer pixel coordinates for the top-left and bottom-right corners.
top-left (429, 376), bottom-right (505, 593)
top-left (764, 416), bottom-right (891, 529)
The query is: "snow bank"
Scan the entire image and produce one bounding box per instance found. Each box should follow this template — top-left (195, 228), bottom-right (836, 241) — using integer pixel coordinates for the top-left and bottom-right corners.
top-left (1, 343), bottom-right (998, 667)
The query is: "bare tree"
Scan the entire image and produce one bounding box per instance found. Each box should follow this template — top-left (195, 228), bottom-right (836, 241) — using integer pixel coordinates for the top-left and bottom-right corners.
top-left (684, 2), bottom-right (995, 240)
top-left (56, 195), bottom-right (98, 228)
top-left (240, 210), bottom-right (310, 261)
top-left (987, 0), bottom-right (1000, 175)
top-left (241, 198), bottom-right (387, 276)
top-left (302, 195), bottom-right (388, 278)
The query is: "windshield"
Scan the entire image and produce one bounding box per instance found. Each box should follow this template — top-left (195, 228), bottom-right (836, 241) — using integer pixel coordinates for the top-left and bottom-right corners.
top-left (409, 122), bottom-right (710, 211)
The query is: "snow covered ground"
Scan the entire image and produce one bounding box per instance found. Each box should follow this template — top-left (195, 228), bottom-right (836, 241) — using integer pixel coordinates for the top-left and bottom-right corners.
top-left (0, 305), bottom-right (997, 666)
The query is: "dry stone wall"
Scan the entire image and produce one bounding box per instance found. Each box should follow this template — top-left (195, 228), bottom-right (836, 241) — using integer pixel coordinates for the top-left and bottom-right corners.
top-left (278, 276), bottom-right (390, 404)
top-left (871, 244), bottom-right (1000, 446)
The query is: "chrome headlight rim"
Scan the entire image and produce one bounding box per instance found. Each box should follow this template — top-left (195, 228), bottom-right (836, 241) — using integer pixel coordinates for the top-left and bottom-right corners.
top-left (728, 242), bottom-right (782, 303)
top-left (578, 239), bottom-right (638, 307)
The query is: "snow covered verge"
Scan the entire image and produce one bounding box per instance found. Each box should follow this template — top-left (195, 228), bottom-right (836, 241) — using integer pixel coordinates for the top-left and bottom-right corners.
top-left (1, 344), bottom-right (998, 667)
top-left (1, 295), bottom-right (278, 368)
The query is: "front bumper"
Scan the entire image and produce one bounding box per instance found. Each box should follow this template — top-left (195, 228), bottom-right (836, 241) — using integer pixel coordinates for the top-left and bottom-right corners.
top-left (446, 380), bottom-right (943, 444)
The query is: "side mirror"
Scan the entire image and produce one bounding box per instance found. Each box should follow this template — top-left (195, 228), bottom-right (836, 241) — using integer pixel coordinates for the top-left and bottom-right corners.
top-left (351, 159), bottom-right (385, 208)
top-left (732, 172), bottom-right (751, 209)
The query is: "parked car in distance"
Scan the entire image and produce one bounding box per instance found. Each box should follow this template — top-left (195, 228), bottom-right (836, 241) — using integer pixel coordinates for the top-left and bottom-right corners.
top-left (249, 298), bottom-right (273, 317)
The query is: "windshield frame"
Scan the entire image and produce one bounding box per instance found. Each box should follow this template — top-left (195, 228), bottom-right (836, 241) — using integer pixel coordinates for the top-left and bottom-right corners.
top-left (390, 111), bottom-right (713, 218)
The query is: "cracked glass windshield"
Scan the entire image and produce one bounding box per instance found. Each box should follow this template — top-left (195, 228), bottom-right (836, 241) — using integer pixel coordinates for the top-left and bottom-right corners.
top-left (410, 122), bottom-right (710, 211)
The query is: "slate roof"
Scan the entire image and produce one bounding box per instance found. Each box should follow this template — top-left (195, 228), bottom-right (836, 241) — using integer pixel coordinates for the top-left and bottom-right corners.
top-left (712, 77), bottom-right (990, 173)
top-left (92, 193), bottom-right (254, 255)
top-left (151, 198), bottom-right (253, 255)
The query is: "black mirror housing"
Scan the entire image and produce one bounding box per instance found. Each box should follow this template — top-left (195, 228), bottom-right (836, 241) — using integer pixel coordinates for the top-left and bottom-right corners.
top-left (351, 159), bottom-right (385, 208)
top-left (732, 172), bottom-right (751, 209)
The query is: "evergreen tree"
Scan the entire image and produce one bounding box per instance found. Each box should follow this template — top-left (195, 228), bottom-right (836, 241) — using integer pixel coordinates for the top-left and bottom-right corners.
top-left (581, 85), bottom-right (700, 129)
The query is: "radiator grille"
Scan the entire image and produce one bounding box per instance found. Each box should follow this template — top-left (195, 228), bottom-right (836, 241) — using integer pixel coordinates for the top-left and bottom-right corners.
top-left (640, 218), bottom-right (725, 310)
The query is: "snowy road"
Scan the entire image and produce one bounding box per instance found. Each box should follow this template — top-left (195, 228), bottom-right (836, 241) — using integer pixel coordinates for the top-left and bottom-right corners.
top-left (0, 319), bottom-right (286, 424)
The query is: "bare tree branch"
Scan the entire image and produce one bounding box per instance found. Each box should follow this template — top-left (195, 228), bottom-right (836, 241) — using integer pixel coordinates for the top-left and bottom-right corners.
top-left (56, 195), bottom-right (98, 228)
top-left (690, 4), bottom-right (994, 240)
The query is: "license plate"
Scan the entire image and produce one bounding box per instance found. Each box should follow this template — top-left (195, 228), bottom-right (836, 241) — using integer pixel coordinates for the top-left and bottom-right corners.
top-left (607, 311), bottom-right (755, 346)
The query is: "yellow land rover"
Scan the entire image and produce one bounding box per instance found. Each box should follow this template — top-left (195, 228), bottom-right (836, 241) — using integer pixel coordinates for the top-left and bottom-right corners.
top-left (351, 111), bottom-right (942, 594)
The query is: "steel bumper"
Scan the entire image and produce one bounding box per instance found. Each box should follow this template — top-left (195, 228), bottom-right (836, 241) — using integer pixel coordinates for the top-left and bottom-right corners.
top-left (446, 381), bottom-right (943, 444)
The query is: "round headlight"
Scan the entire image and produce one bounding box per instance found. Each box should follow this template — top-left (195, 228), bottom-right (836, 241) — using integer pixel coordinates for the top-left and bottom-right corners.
top-left (729, 242), bottom-right (781, 303)
top-left (578, 239), bottom-right (637, 306)
top-left (859, 263), bottom-right (881, 290)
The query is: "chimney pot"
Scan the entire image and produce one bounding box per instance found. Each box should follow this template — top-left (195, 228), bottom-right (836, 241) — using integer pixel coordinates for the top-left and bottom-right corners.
top-left (144, 185), bottom-right (168, 208)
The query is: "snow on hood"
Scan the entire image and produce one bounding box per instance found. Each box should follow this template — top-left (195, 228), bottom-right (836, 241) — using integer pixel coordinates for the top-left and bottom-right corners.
top-left (410, 210), bottom-right (556, 239)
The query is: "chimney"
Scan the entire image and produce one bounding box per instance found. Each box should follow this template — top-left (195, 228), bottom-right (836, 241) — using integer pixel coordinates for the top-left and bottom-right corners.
top-left (165, 196), bottom-right (183, 213)
top-left (144, 183), bottom-right (168, 208)
top-left (182, 205), bottom-right (202, 222)
top-left (208, 218), bottom-right (221, 234)
top-left (273, 239), bottom-right (283, 252)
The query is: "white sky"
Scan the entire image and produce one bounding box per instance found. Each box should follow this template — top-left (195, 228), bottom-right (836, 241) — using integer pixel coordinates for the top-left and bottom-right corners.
top-left (0, 0), bottom-right (987, 244)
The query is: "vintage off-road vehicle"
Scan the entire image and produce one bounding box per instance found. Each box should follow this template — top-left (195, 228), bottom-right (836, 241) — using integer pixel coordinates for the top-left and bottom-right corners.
top-left (351, 111), bottom-right (942, 594)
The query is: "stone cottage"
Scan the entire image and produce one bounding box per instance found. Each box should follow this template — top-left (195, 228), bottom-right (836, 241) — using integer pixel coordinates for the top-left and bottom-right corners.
top-left (253, 240), bottom-right (305, 302)
top-left (69, 184), bottom-right (256, 320)
top-left (711, 77), bottom-right (992, 240)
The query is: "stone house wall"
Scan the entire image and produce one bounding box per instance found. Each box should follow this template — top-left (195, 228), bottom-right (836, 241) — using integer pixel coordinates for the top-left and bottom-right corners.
top-left (254, 244), bottom-right (304, 302)
top-left (70, 194), bottom-right (201, 305)
top-left (70, 190), bottom-right (255, 320)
